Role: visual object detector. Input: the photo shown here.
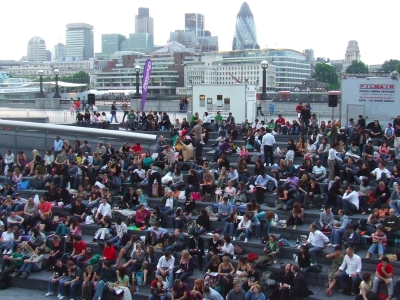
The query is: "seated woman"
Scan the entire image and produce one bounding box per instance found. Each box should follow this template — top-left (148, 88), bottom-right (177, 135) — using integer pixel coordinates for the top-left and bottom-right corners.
top-left (304, 139), bottom-right (317, 161)
top-left (223, 211), bottom-right (240, 237)
top-left (379, 141), bottom-right (391, 162)
top-left (218, 256), bottom-right (235, 292)
top-left (235, 256), bottom-right (248, 284)
top-left (233, 213), bottom-right (252, 243)
top-left (92, 216), bottom-right (113, 242)
top-left (55, 215), bottom-right (72, 236)
top-left (142, 151), bottom-right (153, 170)
top-left (95, 241), bottom-right (116, 274)
top-left (195, 209), bottom-right (210, 235)
top-left (191, 279), bottom-right (204, 300)
top-left (290, 120), bottom-right (300, 135)
top-left (297, 158), bottom-right (313, 178)
top-left (171, 208), bottom-right (187, 231)
top-left (124, 242), bottom-right (145, 273)
top-left (370, 120), bottom-right (382, 139)
top-left (325, 245), bottom-right (344, 297)
top-left (142, 245), bottom-right (155, 285)
top-left (276, 186), bottom-right (297, 212)
top-left (113, 266), bottom-right (132, 300)
top-left (169, 167), bottom-right (185, 192)
top-left (175, 250), bottom-right (194, 282)
top-left (286, 203), bottom-right (304, 230)
top-left (22, 227), bottom-right (45, 253)
top-left (355, 272), bottom-right (374, 300)
top-left (261, 234), bottom-right (279, 265)
top-left (245, 200), bottom-right (260, 221)
top-left (297, 245), bottom-right (311, 276)
top-left (185, 169), bottom-right (200, 194)
top-left (255, 211), bottom-right (275, 239)
top-left (388, 165), bottom-right (400, 188)
top-left (366, 225), bottom-right (387, 260)
top-left (234, 181), bottom-right (247, 204)
top-left (16, 247), bottom-right (44, 277)
top-left (204, 255), bottom-right (220, 289)
top-left (270, 263), bottom-right (294, 300)
top-left (184, 194), bottom-right (195, 216)
top-left (295, 137), bottom-right (306, 157)
top-left (219, 180), bottom-right (236, 203)
top-left (219, 235), bottom-right (234, 260)
top-left (82, 265), bottom-right (97, 299)
top-left (245, 284), bottom-right (265, 300)
top-left (122, 188), bottom-right (138, 209)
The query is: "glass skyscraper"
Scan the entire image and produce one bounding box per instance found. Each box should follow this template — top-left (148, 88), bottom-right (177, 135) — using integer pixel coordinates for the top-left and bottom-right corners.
top-left (232, 2), bottom-right (259, 51)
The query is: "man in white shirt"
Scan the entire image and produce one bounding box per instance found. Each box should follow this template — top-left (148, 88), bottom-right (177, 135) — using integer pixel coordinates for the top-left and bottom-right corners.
top-left (94, 198), bottom-right (112, 223)
top-left (261, 129), bottom-right (276, 166)
top-left (156, 251), bottom-right (175, 288)
top-left (336, 247), bottom-right (362, 295)
top-left (341, 185), bottom-right (359, 215)
top-left (328, 142), bottom-right (343, 181)
top-left (304, 223), bottom-right (329, 265)
top-left (108, 217), bottom-right (127, 248)
top-left (0, 227), bottom-right (14, 253)
top-left (311, 160), bottom-right (327, 182)
top-left (371, 162), bottom-right (391, 187)
top-left (53, 136), bottom-right (63, 157)
top-left (228, 166), bottom-right (239, 187)
top-left (131, 164), bottom-right (146, 184)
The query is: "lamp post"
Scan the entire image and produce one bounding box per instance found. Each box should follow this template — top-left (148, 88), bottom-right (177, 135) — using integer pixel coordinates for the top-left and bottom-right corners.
top-left (133, 65), bottom-right (141, 99)
top-left (260, 60), bottom-right (269, 100)
top-left (53, 68), bottom-right (61, 98)
top-left (38, 70), bottom-right (46, 98)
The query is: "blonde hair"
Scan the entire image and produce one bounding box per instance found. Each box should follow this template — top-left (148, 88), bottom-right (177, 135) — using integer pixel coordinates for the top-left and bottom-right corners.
top-left (182, 250), bottom-right (191, 261)
top-left (137, 189), bottom-right (143, 195)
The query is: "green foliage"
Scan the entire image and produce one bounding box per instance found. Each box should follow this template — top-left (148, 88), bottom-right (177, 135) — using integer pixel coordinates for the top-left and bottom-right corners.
top-left (312, 63), bottom-right (339, 90)
top-left (381, 59), bottom-right (400, 72)
top-left (397, 62), bottom-right (400, 72)
top-left (38, 71), bottom-right (90, 84)
top-left (346, 60), bottom-right (369, 73)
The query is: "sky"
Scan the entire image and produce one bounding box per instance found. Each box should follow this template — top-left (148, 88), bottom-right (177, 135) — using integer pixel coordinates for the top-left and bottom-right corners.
top-left (1, 0), bottom-right (398, 65)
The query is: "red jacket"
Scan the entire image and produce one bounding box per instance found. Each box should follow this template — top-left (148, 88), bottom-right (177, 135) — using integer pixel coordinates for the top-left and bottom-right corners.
top-left (103, 245), bottom-right (116, 260)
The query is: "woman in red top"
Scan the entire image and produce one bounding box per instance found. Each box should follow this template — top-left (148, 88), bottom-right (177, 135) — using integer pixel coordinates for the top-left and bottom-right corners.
top-left (135, 203), bottom-right (151, 227)
top-left (130, 141), bottom-right (143, 154)
top-left (95, 241), bottom-right (116, 274)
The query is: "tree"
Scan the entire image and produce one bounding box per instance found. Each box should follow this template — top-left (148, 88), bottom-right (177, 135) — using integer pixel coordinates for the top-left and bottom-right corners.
top-left (312, 63), bottom-right (339, 90)
top-left (381, 59), bottom-right (400, 72)
top-left (35, 71), bottom-right (90, 84)
top-left (346, 60), bottom-right (369, 73)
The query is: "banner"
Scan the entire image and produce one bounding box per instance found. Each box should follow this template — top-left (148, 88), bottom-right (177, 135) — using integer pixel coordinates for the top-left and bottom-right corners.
top-left (141, 59), bottom-right (152, 112)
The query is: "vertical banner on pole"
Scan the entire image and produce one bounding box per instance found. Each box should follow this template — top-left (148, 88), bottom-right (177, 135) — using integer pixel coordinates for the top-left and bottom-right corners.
top-left (141, 59), bottom-right (152, 112)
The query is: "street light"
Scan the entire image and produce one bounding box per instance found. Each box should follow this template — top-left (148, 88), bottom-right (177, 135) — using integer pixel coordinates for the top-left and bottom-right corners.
top-left (53, 68), bottom-right (61, 98)
top-left (38, 70), bottom-right (46, 98)
top-left (260, 60), bottom-right (269, 100)
top-left (133, 65), bottom-right (141, 99)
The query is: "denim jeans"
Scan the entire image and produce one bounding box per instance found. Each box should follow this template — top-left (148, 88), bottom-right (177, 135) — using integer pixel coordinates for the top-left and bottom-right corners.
top-left (175, 270), bottom-right (193, 282)
top-left (306, 244), bottom-right (323, 264)
top-left (110, 114), bottom-right (118, 123)
top-left (368, 243), bottom-right (385, 255)
top-left (47, 275), bottom-right (60, 292)
top-left (330, 228), bottom-right (345, 245)
top-left (59, 277), bottom-right (82, 297)
top-left (223, 223), bottom-right (235, 236)
top-left (390, 200), bottom-right (400, 216)
top-left (92, 280), bottom-right (109, 300)
top-left (156, 267), bottom-right (174, 288)
top-left (68, 254), bottom-right (86, 267)
top-left (19, 262), bottom-right (41, 273)
top-left (159, 206), bottom-right (173, 215)
top-left (342, 200), bottom-right (358, 214)
top-left (234, 228), bottom-right (250, 239)
top-left (373, 277), bottom-right (393, 296)
top-left (195, 139), bottom-right (203, 160)
top-left (216, 213), bottom-right (230, 222)
top-left (195, 227), bottom-right (207, 235)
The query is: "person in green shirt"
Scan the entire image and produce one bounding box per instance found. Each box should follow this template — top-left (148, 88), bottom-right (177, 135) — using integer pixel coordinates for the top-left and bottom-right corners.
top-left (241, 118), bottom-right (251, 134)
top-left (1, 245), bottom-right (24, 274)
top-left (214, 111), bottom-right (223, 130)
top-left (190, 112), bottom-right (199, 127)
top-left (126, 110), bottom-right (137, 131)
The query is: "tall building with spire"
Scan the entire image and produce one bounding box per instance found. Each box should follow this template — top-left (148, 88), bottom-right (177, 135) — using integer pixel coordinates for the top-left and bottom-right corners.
top-left (343, 40), bottom-right (361, 71)
top-left (135, 7), bottom-right (154, 36)
top-left (232, 2), bottom-right (259, 50)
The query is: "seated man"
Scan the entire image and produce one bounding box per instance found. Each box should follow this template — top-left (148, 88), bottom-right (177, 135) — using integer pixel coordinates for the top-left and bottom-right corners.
top-left (82, 185), bottom-right (102, 209)
top-left (94, 198), bottom-right (112, 224)
top-left (341, 185), bottom-right (359, 215)
top-left (92, 260), bottom-right (118, 300)
top-left (70, 199), bottom-right (87, 222)
top-left (145, 223), bottom-right (169, 247)
top-left (372, 257), bottom-right (393, 299)
top-left (166, 229), bottom-right (185, 253)
top-left (66, 235), bottom-right (87, 267)
top-left (341, 224), bottom-right (361, 252)
top-left (189, 232), bottom-right (205, 271)
top-left (328, 209), bottom-right (350, 247)
top-left (383, 208), bottom-right (400, 238)
top-left (38, 196), bottom-right (53, 232)
top-left (311, 160), bottom-right (327, 182)
top-left (317, 138), bottom-right (330, 167)
top-left (7, 211), bottom-right (24, 230)
top-left (156, 251), bottom-right (175, 288)
top-left (159, 190), bottom-right (178, 216)
top-left (303, 223), bottom-right (329, 265)
top-left (242, 263), bottom-right (260, 292)
top-left (312, 206), bottom-right (335, 231)
top-left (340, 157), bottom-right (357, 184)
top-left (203, 234), bottom-right (222, 270)
top-left (216, 197), bottom-right (233, 221)
top-left (336, 247), bottom-right (362, 296)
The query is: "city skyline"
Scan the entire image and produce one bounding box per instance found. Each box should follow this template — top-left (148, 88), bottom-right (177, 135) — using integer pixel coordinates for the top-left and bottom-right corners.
top-left (1, 0), bottom-right (397, 65)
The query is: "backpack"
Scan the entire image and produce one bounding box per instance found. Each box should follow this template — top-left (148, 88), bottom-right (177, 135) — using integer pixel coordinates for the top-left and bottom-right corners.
top-left (0, 272), bottom-right (11, 290)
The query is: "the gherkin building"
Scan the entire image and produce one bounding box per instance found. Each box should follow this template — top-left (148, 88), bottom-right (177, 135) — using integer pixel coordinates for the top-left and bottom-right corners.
top-left (232, 2), bottom-right (260, 50)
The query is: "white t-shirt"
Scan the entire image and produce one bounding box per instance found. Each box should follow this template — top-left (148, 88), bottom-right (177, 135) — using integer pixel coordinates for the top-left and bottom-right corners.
top-left (1, 231), bottom-right (14, 242)
top-left (165, 198), bottom-right (173, 208)
top-left (116, 222), bottom-right (128, 238)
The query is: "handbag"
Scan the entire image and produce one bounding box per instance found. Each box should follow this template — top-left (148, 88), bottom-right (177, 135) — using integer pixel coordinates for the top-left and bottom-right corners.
top-left (17, 181), bottom-right (30, 190)
top-left (234, 244), bottom-right (245, 255)
top-left (247, 253), bottom-right (258, 262)
top-left (192, 192), bottom-right (201, 201)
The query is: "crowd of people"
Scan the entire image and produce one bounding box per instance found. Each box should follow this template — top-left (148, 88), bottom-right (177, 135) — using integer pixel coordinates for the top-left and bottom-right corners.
top-left (1, 106), bottom-right (400, 300)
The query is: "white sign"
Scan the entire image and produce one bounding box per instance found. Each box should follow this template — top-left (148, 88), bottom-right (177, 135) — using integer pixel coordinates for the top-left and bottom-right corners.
top-left (0, 87), bottom-right (40, 94)
top-left (358, 84), bottom-right (395, 103)
top-left (246, 85), bottom-right (257, 102)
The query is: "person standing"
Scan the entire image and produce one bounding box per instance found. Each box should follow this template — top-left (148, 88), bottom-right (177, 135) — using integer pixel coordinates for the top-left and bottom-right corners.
top-left (110, 101), bottom-right (118, 123)
top-left (191, 119), bottom-right (204, 160)
top-left (53, 136), bottom-right (63, 158)
top-left (261, 129), bottom-right (275, 166)
top-left (328, 142), bottom-right (342, 181)
top-left (256, 99), bottom-right (264, 117)
top-left (81, 96), bottom-right (87, 111)
top-left (122, 100), bottom-right (129, 123)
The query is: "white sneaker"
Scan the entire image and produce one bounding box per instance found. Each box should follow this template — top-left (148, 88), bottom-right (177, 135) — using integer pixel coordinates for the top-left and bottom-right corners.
top-left (7, 249), bottom-right (13, 255)
top-left (310, 263), bottom-right (315, 266)
top-left (2, 249), bottom-right (7, 254)
top-left (200, 141), bottom-right (205, 144)
top-left (45, 292), bottom-right (54, 297)
top-left (57, 294), bottom-right (61, 298)
top-left (244, 238), bottom-right (248, 243)
top-left (233, 237), bottom-right (236, 241)
top-left (327, 243), bottom-right (334, 247)
top-left (58, 296), bottom-right (65, 300)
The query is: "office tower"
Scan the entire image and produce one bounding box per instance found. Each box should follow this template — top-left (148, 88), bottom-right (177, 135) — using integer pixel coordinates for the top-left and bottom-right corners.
top-left (102, 34), bottom-right (126, 54)
top-left (185, 13), bottom-right (205, 37)
top-left (27, 36), bottom-right (47, 62)
top-left (135, 7), bottom-right (154, 36)
top-left (232, 2), bottom-right (259, 50)
top-left (52, 43), bottom-right (66, 61)
top-left (65, 23), bottom-right (94, 59)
